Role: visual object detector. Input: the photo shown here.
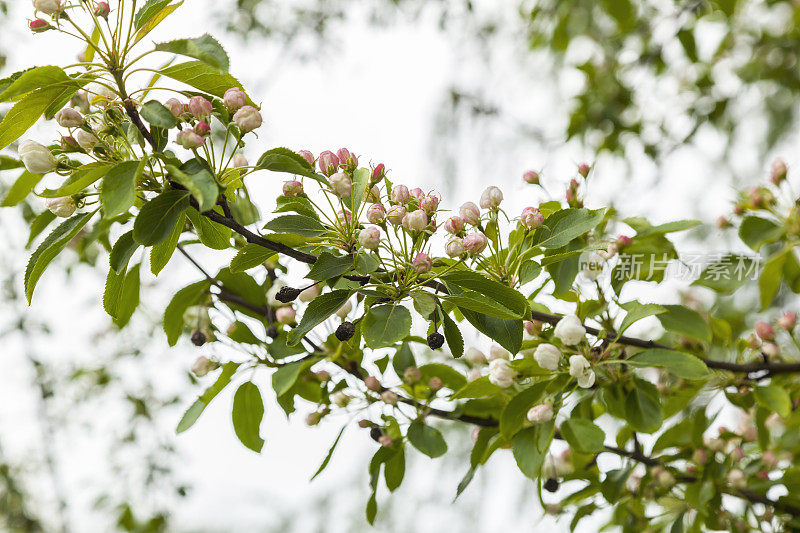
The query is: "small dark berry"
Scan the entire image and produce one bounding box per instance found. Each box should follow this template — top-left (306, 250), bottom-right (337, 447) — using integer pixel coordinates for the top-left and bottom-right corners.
top-left (276, 286), bottom-right (302, 303)
top-left (427, 332), bottom-right (445, 350)
top-left (336, 321), bottom-right (355, 342)
top-left (369, 426), bottom-right (383, 442)
top-left (266, 324), bottom-right (279, 338)
top-left (190, 330), bottom-right (206, 346)
top-left (544, 478), bottom-right (559, 493)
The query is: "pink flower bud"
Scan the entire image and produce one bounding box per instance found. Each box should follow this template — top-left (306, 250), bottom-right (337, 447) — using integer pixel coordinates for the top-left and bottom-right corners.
top-left (371, 163), bottom-right (386, 183)
top-left (762, 450), bottom-right (778, 469)
top-left (525, 320), bottom-right (542, 336)
top-left (336, 148), bottom-right (358, 171)
top-left (771, 159), bottom-right (788, 185)
top-left (578, 163), bottom-right (591, 177)
top-left (459, 202), bottom-right (481, 225)
top-left (365, 185), bottom-right (380, 203)
top-left (297, 150), bottom-right (315, 168)
top-left (523, 170), bottom-right (540, 184)
top-left (165, 98), bottom-right (184, 118)
top-left (479, 186), bottom-right (503, 210)
top-left (762, 342), bottom-right (780, 358)
top-left (366, 203), bottom-right (386, 224)
top-left (176, 130), bottom-right (205, 149)
top-left (428, 377), bottom-right (444, 392)
top-left (233, 154), bottom-right (248, 168)
top-left (188, 96), bottom-right (213, 121)
top-left (299, 284), bottom-right (321, 302)
top-left (378, 435), bottom-right (394, 447)
top-left (75, 130), bottom-right (99, 152)
top-left (60, 135), bottom-right (80, 152)
top-left (386, 205), bottom-right (406, 225)
top-left (391, 185), bottom-right (410, 204)
top-left (412, 253), bottom-right (432, 273)
top-left (402, 209), bottom-right (428, 233)
top-left (283, 180), bottom-right (303, 197)
top-left (520, 207), bottom-right (544, 230)
top-left (778, 312), bottom-right (796, 330)
top-left (380, 390), bottom-right (398, 405)
top-left (692, 448), bottom-right (708, 464)
top-left (329, 172), bottom-right (352, 197)
top-left (364, 376), bottom-right (381, 392)
top-left (527, 404), bottom-right (554, 423)
top-left (616, 235), bottom-right (632, 250)
top-left (275, 306), bottom-right (296, 324)
top-left (445, 238), bottom-right (465, 258)
top-left (55, 107), bottom-right (83, 128)
top-left (462, 233), bottom-right (488, 255)
top-left (306, 412), bottom-right (322, 426)
top-left (33, 0), bottom-right (61, 15)
top-left (444, 216), bottom-right (465, 235)
top-left (419, 195), bottom-right (440, 215)
top-left (318, 151), bottom-right (339, 176)
top-left (336, 209), bottom-right (352, 225)
top-left (223, 87), bottom-right (247, 112)
top-left (716, 216), bottom-right (731, 229)
top-left (194, 121), bottom-right (211, 137)
top-left (409, 187), bottom-right (424, 201)
top-left (233, 105), bottom-right (262, 133)
top-left (755, 321), bottom-right (775, 341)
top-left (358, 226), bottom-right (381, 250)
top-left (94, 2), bottom-right (110, 19)
top-left (29, 18), bottom-right (52, 33)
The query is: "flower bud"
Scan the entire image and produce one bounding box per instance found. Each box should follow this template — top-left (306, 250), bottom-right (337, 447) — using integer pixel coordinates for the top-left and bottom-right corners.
top-left (29, 18), bottom-right (52, 32)
top-left (728, 469), bottom-right (746, 489)
top-left (194, 122), bottom-right (211, 137)
top-left (488, 359), bottom-right (516, 388)
top-left (33, 0), bottom-right (61, 15)
top-left (778, 312), bottom-right (796, 330)
top-left (616, 235), bottom-right (632, 250)
top-left (762, 342), bottom-right (780, 358)
top-left (578, 163), bottom-right (591, 178)
top-left (335, 300), bottom-right (353, 319)
top-left (233, 105), bottom-right (262, 133)
top-left (479, 186), bottom-right (503, 210)
top-left (527, 404), bottom-right (554, 423)
top-left (358, 226), bottom-right (381, 250)
top-left (771, 159), bottom-right (788, 185)
top-left (19, 140), bottom-right (56, 174)
top-left (403, 366), bottom-right (422, 384)
top-left (386, 205), bottom-right (406, 225)
top-left (165, 98), bottom-right (184, 118)
top-left (465, 347), bottom-right (487, 366)
top-left (692, 448), bottom-right (708, 465)
top-left (428, 377), bottom-right (444, 392)
top-left (412, 252), bottom-right (432, 274)
top-left (371, 163), bottom-right (386, 184)
top-left (60, 135), bottom-right (80, 152)
top-left (444, 216), bottom-right (465, 235)
top-left (554, 314), bottom-right (586, 345)
top-left (46, 196), bottom-right (76, 218)
top-left (462, 233), bottom-right (488, 255)
top-left (391, 185), bottom-right (410, 204)
top-left (282, 180), bottom-right (303, 197)
top-left (364, 376), bottom-right (382, 392)
top-left (402, 209), bottom-right (428, 234)
top-left (525, 320), bottom-right (542, 336)
top-left (358, 419), bottom-right (372, 429)
top-left (233, 154), bottom-right (248, 168)
top-left (523, 170), bottom-right (540, 184)
top-left (762, 449), bottom-right (778, 469)
top-left (445, 238), bottom-right (465, 258)
top-left (655, 469), bottom-right (675, 487)
top-left (378, 435), bottom-right (394, 447)
top-left (299, 283), bottom-right (321, 302)
top-left (365, 185), bottom-right (380, 203)
top-left (520, 207), bottom-right (544, 230)
top-left (366, 203), bottom-right (386, 224)
top-left (297, 150), bottom-right (315, 168)
top-left (335, 321), bottom-right (355, 341)
top-left (329, 172), bottom-right (352, 197)
top-left (188, 95), bottom-right (213, 121)
top-left (306, 412), bottom-right (323, 426)
top-left (705, 437), bottom-right (725, 452)
top-left (419, 195), bottom-right (439, 215)
top-left (534, 343), bottom-right (561, 371)
top-left (266, 280), bottom-right (287, 307)
top-left (459, 202), bottom-right (481, 226)
top-left (336, 209), bottom-right (352, 226)
top-left (381, 390), bottom-right (398, 405)
top-left (223, 87), bottom-right (247, 112)
top-left (191, 356), bottom-right (218, 377)
top-left (336, 148), bottom-right (358, 171)
top-left (755, 321), bottom-right (775, 341)
top-left (318, 151), bottom-right (339, 176)
top-left (488, 345), bottom-right (510, 361)
top-left (331, 391), bottom-right (350, 408)
top-left (427, 332), bottom-right (445, 349)
top-left (176, 130), bottom-right (205, 149)
top-left (467, 368), bottom-right (483, 381)
top-left (275, 306), bottom-right (296, 324)
top-left (568, 355), bottom-right (595, 388)
top-left (94, 2), bottom-right (110, 18)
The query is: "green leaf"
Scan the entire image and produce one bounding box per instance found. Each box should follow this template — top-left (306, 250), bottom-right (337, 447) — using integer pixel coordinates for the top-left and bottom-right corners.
top-left (109, 231), bottom-right (139, 272)
top-left (441, 271), bottom-right (529, 319)
top-left (140, 100), bottom-right (177, 128)
top-left (306, 251), bottom-right (353, 280)
top-left (384, 446), bottom-right (405, 492)
top-left (451, 376), bottom-right (502, 399)
top-left (163, 280), bottom-right (210, 346)
top-left (168, 165), bottom-right (219, 213)
top-left (0, 86), bottom-right (67, 150)
top-left (26, 210), bottom-right (56, 248)
top-left (25, 211), bottom-right (94, 302)
top-left (560, 418), bottom-right (605, 453)
top-left (113, 264), bottom-right (141, 328)
top-left (739, 216), bottom-right (783, 251)
top-left (350, 167), bottom-right (370, 212)
top-left (288, 290), bottom-right (352, 345)
top-left (363, 305), bottom-right (412, 348)
top-left (133, 190), bottom-right (191, 245)
top-left (159, 60), bottom-right (247, 100)
top-left (101, 160), bottom-right (143, 218)
top-left (150, 212), bottom-right (184, 275)
top-left (134, 0), bottom-right (184, 43)
top-left (231, 382), bottom-right (265, 453)
top-left (754, 385), bottom-right (791, 418)
top-left (500, 381), bottom-right (550, 438)
top-left (39, 162), bottom-right (113, 198)
top-left (272, 358), bottom-right (316, 397)
top-left (155, 34), bottom-right (230, 71)
top-left (230, 243), bottom-right (276, 273)
top-left (176, 361), bottom-right (240, 433)
top-left (459, 308), bottom-right (523, 354)
top-left (186, 208), bottom-right (231, 249)
top-left (625, 349), bottom-right (709, 380)
top-left (391, 343), bottom-right (416, 377)
top-left (0, 66), bottom-right (68, 102)
top-left (418, 364), bottom-right (467, 391)
top-left (512, 422), bottom-right (554, 479)
top-left (407, 420), bottom-right (447, 458)
top-left (264, 214), bottom-right (327, 238)
top-left (656, 305), bottom-right (712, 342)
top-left (618, 301), bottom-right (666, 334)
top-left (1, 171), bottom-right (43, 207)
top-left (624, 380), bottom-right (662, 433)
top-left (534, 208), bottom-right (605, 249)
top-left (759, 249), bottom-right (788, 310)
top-left (255, 147), bottom-right (318, 180)
top-left (310, 426), bottom-right (346, 481)
top-left (441, 311), bottom-right (464, 358)
top-left (692, 254), bottom-right (756, 293)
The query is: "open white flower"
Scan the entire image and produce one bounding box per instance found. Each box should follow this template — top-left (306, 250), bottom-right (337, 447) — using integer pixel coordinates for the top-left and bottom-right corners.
top-left (488, 359), bottom-right (516, 388)
top-left (534, 343), bottom-right (561, 371)
top-left (554, 314), bottom-right (586, 345)
top-left (569, 355), bottom-right (595, 388)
